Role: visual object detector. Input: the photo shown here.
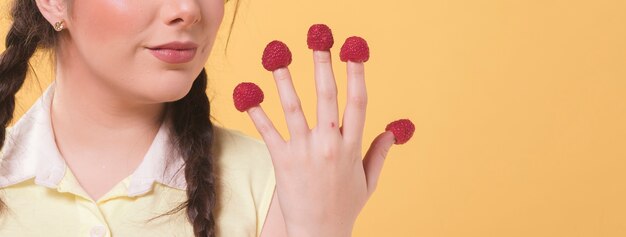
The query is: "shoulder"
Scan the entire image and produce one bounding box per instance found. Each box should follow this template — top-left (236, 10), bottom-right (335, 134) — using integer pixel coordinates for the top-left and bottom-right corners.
top-left (212, 126), bottom-right (270, 156)
top-left (213, 126), bottom-right (270, 162)
top-left (211, 125), bottom-right (275, 184)
top-left (211, 126), bottom-right (277, 236)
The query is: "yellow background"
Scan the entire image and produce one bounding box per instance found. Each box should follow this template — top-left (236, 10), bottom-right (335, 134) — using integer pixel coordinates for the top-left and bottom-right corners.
top-left (2, 0), bottom-right (626, 236)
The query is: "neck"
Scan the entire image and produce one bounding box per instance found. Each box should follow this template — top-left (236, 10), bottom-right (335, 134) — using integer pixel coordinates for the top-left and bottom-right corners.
top-left (51, 80), bottom-right (166, 139)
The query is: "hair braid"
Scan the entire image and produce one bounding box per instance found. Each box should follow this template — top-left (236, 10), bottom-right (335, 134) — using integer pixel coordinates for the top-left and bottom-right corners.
top-left (168, 69), bottom-right (218, 237)
top-left (0, 0), bottom-right (54, 213)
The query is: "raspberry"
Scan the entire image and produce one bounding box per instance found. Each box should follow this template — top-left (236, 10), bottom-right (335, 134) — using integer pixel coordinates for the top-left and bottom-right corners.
top-left (385, 119), bottom-right (415, 145)
top-left (340, 36), bottom-right (369, 63)
top-left (262, 40), bottom-right (292, 71)
top-left (233, 82), bottom-right (264, 112)
top-left (307, 24), bottom-right (334, 51)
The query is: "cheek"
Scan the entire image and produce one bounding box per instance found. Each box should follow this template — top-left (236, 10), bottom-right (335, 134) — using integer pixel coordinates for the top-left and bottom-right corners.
top-left (69, 0), bottom-right (152, 88)
top-left (71, 0), bottom-right (149, 52)
top-left (68, 0), bottom-right (163, 98)
top-left (199, 1), bottom-right (225, 53)
top-left (205, 0), bottom-right (225, 30)
top-left (203, 0), bottom-right (224, 42)
top-left (65, 0), bottom-right (224, 102)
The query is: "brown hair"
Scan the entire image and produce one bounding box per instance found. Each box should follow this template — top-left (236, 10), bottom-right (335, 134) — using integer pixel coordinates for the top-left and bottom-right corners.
top-left (0, 0), bottom-right (241, 236)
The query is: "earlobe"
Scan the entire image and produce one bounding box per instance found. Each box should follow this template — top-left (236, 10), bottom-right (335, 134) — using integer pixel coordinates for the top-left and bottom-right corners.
top-left (34, 0), bottom-right (68, 29)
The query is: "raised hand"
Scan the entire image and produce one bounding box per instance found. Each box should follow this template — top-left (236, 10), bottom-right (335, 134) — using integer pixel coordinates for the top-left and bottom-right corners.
top-left (233, 24), bottom-right (415, 237)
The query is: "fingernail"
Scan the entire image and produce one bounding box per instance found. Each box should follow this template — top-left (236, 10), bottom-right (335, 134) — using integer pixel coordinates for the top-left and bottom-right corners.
top-left (340, 36), bottom-right (369, 63)
top-left (385, 119), bottom-right (415, 145)
top-left (262, 40), bottom-right (292, 71)
top-left (307, 24), bottom-right (334, 51)
top-left (233, 82), bottom-right (264, 112)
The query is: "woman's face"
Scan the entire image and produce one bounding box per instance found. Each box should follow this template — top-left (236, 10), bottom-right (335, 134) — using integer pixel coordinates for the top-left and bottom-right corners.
top-left (61, 0), bottom-right (225, 103)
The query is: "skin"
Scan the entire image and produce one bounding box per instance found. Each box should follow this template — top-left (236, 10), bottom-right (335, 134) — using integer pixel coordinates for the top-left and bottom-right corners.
top-left (34, 0), bottom-right (397, 236)
top-left (36, 0), bottom-right (223, 201)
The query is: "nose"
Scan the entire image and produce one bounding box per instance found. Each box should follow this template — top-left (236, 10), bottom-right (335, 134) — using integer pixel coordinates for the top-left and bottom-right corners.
top-left (162, 0), bottom-right (202, 28)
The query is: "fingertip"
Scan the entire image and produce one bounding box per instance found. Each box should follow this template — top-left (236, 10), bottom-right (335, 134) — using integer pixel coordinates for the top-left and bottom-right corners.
top-left (347, 61), bottom-right (365, 77)
top-left (368, 131), bottom-right (395, 148)
top-left (271, 67), bottom-right (291, 81)
top-left (313, 50), bottom-right (332, 64)
top-left (347, 60), bottom-right (365, 67)
top-left (382, 130), bottom-right (397, 143)
top-left (273, 67), bottom-right (289, 73)
top-left (246, 105), bottom-right (262, 114)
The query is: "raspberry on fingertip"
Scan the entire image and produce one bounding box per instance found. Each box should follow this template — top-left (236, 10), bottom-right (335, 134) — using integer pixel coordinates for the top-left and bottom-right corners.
top-left (233, 82), bottom-right (264, 112)
top-left (307, 24), bottom-right (334, 51)
top-left (385, 119), bottom-right (415, 145)
top-left (262, 40), bottom-right (292, 71)
top-left (340, 36), bottom-right (370, 63)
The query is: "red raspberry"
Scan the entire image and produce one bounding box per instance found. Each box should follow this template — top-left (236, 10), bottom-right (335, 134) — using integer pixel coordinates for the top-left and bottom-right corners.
top-left (307, 24), bottom-right (334, 51)
top-left (340, 36), bottom-right (369, 62)
top-left (385, 119), bottom-right (415, 145)
top-left (262, 40), bottom-right (292, 71)
top-left (233, 82), bottom-right (264, 112)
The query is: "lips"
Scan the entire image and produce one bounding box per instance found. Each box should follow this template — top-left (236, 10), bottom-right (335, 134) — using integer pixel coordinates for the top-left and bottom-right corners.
top-left (147, 41), bottom-right (198, 64)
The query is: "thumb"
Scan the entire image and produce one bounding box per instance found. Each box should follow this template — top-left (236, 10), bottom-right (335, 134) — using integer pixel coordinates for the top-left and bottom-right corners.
top-left (363, 131), bottom-right (396, 196)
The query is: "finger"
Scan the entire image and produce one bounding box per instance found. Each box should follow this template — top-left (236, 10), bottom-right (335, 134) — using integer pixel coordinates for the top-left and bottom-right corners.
top-left (246, 106), bottom-right (286, 150)
top-left (273, 67), bottom-right (310, 138)
top-left (313, 51), bottom-right (340, 133)
top-left (342, 61), bottom-right (367, 146)
top-left (363, 131), bottom-right (395, 196)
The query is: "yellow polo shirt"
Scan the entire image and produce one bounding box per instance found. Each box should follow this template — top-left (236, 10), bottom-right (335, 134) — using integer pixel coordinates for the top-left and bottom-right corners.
top-left (0, 83), bottom-right (276, 237)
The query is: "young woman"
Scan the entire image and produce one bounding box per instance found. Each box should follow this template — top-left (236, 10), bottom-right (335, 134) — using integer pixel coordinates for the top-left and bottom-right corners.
top-left (0, 0), bottom-right (408, 236)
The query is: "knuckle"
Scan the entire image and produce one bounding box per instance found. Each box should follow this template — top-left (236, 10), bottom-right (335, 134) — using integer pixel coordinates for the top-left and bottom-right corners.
top-left (348, 94), bottom-right (368, 109)
top-left (283, 100), bottom-right (302, 114)
top-left (318, 87), bottom-right (337, 102)
top-left (257, 122), bottom-right (273, 136)
top-left (378, 147), bottom-right (390, 160)
top-left (320, 144), bottom-right (339, 160)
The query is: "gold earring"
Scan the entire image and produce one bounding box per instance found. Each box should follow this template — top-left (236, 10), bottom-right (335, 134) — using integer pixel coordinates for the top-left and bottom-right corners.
top-left (54, 21), bottom-right (65, 31)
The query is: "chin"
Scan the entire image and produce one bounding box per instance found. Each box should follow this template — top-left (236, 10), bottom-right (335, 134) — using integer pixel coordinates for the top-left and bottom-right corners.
top-left (160, 84), bottom-right (196, 102)
top-left (156, 90), bottom-right (191, 103)
top-left (138, 80), bottom-right (195, 104)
